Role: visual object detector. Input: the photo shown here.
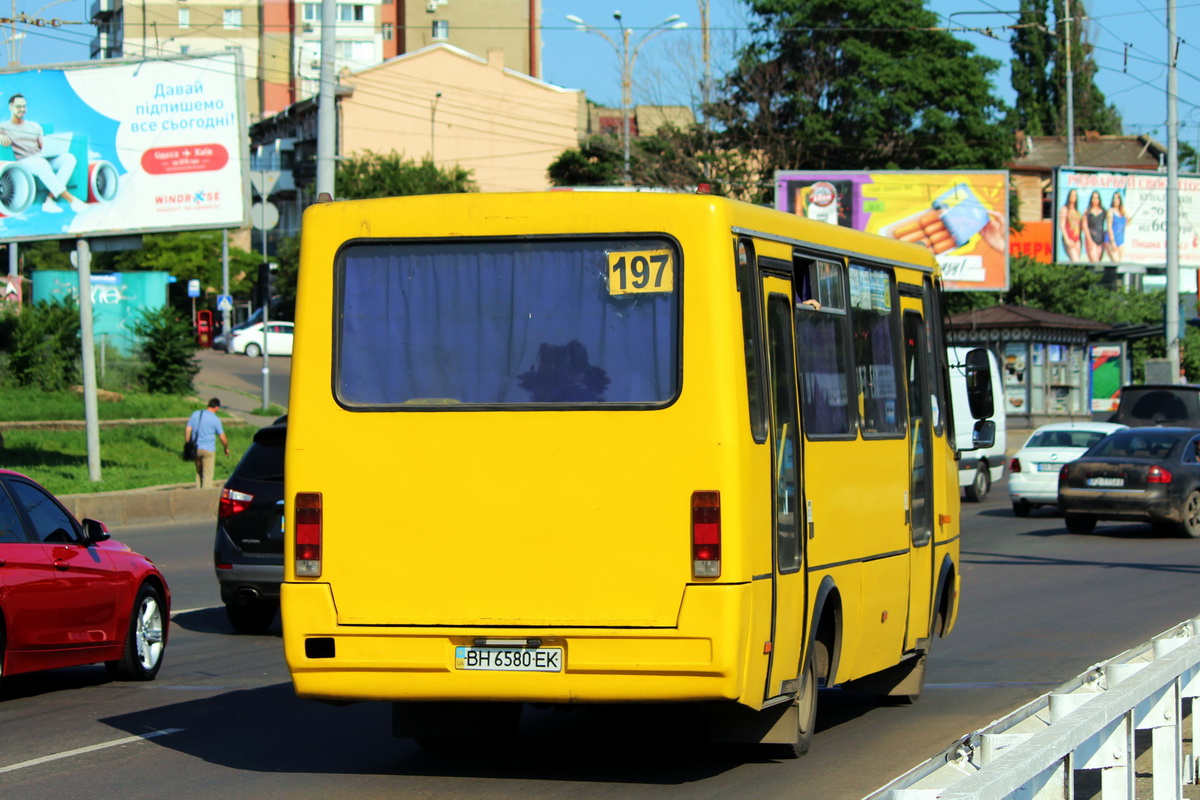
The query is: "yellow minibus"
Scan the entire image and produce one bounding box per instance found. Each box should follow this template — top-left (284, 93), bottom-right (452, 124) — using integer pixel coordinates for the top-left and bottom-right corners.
top-left (282, 190), bottom-right (994, 756)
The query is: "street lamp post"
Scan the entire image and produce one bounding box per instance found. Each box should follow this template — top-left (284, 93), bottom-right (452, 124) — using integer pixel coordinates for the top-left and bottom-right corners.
top-left (566, 11), bottom-right (687, 186)
top-left (431, 91), bottom-right (443, 162)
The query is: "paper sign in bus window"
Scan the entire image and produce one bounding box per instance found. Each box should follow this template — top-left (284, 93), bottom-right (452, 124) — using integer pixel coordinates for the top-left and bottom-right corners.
top-left (608, 250), bottom-right (674, 295)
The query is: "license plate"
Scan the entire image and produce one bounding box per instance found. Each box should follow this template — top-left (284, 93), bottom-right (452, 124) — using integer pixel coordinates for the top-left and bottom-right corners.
top-left (455, 646), bottom-right (563, 672)
top-left (1037, 463), bottom-right (1061, 472)
top-left (1087, 476), bottom-right (1124, 488)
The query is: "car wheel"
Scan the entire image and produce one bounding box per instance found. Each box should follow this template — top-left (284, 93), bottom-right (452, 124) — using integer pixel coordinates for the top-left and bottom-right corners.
top-left (225, 601), bottom-right (278, 634)
top-left (1012, 500), bottom-right (1032, 518)
top-left (1178, 490), bottom-right (1200, 538)
top-left (1064, 514), bottom-right (1096, 535)
top-left (244, 342), bottom-right (261, 358)
top-left (106, 584), bottom-right (166, 681)
top-left (965, 464), bottom-right (990, 502)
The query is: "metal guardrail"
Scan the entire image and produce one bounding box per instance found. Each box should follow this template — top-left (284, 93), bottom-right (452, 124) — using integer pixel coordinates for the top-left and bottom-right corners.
top-left (864, 616), bottom-right (1200, 800)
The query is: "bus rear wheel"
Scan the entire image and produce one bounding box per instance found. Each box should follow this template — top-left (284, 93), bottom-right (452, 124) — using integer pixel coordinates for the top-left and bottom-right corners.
top-left (777, 644), bottom-right (820, 759)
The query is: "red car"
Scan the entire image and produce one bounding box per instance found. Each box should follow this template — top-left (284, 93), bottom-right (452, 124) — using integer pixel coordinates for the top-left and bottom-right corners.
top-left (0, 469), bottom-right (169, 691)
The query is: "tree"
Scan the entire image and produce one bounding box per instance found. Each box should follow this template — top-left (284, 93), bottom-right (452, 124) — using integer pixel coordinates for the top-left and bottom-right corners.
top-left (547, 136), bottom-right (623, 187)
top-left (132, 306), bottom-right (200, 394)
top-left (100, 231), bottom-right (260, 302)
top-left (335, 151), bottom-right (476, 199)
top-left (706, 0), bottom-right (1013, 195)
top-left (272, 235), bottom-right (300, 310)
top-left (1010, 0), bottom-right (1057, 135)
top-left (1049, 0), bottom-right (1122, 135)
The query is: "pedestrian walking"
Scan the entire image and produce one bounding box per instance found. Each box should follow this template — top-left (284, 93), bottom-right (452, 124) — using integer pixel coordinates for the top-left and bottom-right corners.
top-left (185, 397), bottom-right (229, 488)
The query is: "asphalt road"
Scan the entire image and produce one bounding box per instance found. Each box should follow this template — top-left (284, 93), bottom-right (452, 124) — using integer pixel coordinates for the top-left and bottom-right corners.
top-left (2, 483), bottom-right (1199, 799)
top-left (194, 348), bottom-right (291, 418)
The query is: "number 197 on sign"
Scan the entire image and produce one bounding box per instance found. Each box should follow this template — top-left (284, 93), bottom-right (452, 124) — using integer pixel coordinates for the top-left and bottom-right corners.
top-left (608, 250), bottom-right (674, 295)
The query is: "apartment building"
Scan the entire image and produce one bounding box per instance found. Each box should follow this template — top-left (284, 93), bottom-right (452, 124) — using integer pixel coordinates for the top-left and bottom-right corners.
top-left (91, 0), bottom-right (541, 121)
top-left (250, 42), bottom-right (581, 247)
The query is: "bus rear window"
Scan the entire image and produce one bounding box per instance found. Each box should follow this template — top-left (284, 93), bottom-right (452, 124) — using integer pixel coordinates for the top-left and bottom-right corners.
top-left (335, 238), bottom-right (680, 407)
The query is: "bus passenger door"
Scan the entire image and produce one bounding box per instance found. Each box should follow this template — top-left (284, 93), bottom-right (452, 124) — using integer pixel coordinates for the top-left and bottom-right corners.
top-left (761, 278), bottom-right (806, 699)
top-left (903, 309), bottom-right (936, 648)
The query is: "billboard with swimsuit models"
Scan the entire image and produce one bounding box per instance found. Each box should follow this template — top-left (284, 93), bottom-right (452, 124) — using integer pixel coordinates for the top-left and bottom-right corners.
top-left (1053, 167), bottom-right (1200, 267)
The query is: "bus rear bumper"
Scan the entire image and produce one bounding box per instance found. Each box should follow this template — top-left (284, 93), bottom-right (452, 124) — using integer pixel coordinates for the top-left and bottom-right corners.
top-left (282, 581), bottom-right (750, 705)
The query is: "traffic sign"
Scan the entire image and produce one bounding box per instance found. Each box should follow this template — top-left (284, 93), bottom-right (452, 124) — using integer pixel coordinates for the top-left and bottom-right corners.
top-left (251, 201), bottom-right (279, 231)
top-left (187, 279), bottom-right (200, 298)
top-left (217, 294), bottom-right (233, 312)
top-left (249, 170), bottom-right (281, 199)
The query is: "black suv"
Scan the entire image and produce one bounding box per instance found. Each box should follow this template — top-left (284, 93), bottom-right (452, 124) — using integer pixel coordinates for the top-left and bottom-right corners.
top-left (214, 421), bottom-right (285, 633)
top-left (1112, 385), bottom-right (1200, 428)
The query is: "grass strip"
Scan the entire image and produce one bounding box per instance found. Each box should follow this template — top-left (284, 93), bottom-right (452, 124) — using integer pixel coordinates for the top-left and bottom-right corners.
top-left (3, 423), bottom-right (259, 495)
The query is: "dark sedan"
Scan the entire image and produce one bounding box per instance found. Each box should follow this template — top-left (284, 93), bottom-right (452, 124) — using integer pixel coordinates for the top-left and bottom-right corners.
top-left (1058, 427), bottom-right (1200, 537)
top-left (214, 421), bottom-right (285, 633)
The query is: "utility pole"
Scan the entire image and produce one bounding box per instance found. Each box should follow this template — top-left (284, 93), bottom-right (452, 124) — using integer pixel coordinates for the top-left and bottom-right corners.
top-left (1166, 0), bottom-right (1181, 381)
top-left (699, 0), bottom-right (711, 122)
top-left (221, 229), bottom-right (230, 337)
top-left (1064, 0), bottom-right (1075, 166)
top-left (76, 240), bottom-right (101, 481)
top-left (316, 0), bottom-right (336, 198)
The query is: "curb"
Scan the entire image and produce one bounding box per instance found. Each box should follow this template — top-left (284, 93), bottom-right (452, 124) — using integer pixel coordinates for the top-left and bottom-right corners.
top-left (59, 482), bottom-right (223, 526)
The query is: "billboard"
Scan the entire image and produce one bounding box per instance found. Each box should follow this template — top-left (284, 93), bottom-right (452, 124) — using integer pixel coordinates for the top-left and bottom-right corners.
top-left (774, 171), bottom-right (1009, 291)
top-left (0, 53), bottom-right (248, 242)
top-left (1053, 167), bottom-right (1200, 267)
top-left (32, 270), bottom-right (171, 354)
top-left (1089, 343), bottom-right (1125, 413)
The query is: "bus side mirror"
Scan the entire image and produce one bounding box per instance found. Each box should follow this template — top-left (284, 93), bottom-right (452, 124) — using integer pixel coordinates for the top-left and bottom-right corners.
top-left (972, 419), bottom-right (996, 450)
top-left (965, 348), bottom-right (994, 420)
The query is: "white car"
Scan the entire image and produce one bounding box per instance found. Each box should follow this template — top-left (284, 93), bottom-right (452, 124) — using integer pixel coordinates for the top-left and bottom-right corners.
top-left (1008, 421), bottom-right (1128, 517)
top-left (230, 321), bottom-right (294, 357)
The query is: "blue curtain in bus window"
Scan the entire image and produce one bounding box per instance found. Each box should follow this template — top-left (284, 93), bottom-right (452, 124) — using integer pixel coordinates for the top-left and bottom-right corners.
top-left (337, 240), bottom-right (678, 406)
top-left (795, 310), bottom-right (853, 435)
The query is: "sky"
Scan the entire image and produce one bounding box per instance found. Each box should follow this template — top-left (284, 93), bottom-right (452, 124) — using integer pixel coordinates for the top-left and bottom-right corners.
top-left (7, 0), bottom-right (1200, 148)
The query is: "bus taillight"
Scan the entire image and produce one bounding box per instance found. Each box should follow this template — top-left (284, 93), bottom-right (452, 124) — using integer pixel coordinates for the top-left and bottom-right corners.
top-left (295, 492), bottom-right (323, 577)
top-left (692, 491), bottom-right (721, 578)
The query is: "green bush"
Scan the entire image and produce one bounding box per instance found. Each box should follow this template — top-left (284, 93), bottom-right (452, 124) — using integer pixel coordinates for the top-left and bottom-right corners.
top-left (2, 299), bottom-right (82, 390)
top-left (133, 306), bottom-right (200, 394)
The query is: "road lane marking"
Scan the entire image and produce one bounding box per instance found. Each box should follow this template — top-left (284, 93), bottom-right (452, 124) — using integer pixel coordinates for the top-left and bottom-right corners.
top-left (927, 681), bottom-right (1060, 689)
top-left (0, 728), bottom-right (184, 774)
top-left (170, 606), bottom-right (219, 616)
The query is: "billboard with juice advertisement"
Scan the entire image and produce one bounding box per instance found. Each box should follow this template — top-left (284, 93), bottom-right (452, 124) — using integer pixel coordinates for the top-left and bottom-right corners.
top-left (774, 171), bottom-right (1009, 291)
top-left (0, 52), bottom-right (248, 243)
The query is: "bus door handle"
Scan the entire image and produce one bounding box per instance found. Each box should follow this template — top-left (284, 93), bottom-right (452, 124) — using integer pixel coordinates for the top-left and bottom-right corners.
top-left (806, 500), bottom-right (815, 539)
top-left (904, 491), bottom-right (911, 525)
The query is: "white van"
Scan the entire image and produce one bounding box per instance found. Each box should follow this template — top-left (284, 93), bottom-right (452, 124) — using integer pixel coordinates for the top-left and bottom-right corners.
top-left (948, 347), bottom-right (1007, 501)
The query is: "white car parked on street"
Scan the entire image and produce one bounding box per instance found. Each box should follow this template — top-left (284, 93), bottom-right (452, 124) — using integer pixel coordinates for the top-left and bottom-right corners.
top-left (230, 321), bottom-right (294, 357)
top-left (1008, 421), bottom-right (1127, 517)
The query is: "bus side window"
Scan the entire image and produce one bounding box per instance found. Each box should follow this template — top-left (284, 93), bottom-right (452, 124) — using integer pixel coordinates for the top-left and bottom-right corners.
top-left (737, 238), bottom-right (768, 443)
top-left (849, 264), bottom-right (906, 437)
top-left (795, 258), bottom-right (854, 437)
top-left (923, 277), bottom-right (949, 438)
